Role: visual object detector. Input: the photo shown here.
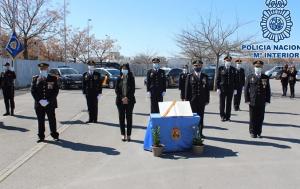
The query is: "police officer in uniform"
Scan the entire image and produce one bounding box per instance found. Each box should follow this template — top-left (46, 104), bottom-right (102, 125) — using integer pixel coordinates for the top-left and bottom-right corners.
top-left (31, 63), bottom-right (59, 142)
top-left (288, 65), bottom-right (297, 98)
top-left (185, 60), bottom-right (210, 138)
top-left (244, 60), bottom-right (271, 138)
top-left (233, 59), bottom-right (245, 111)
top-left (146, 58), bottom-right (166, 113)
top-left (179, 65), bottom-right (189, 100)
top-left (1, 62), bottom-right (16, 116)
top-left (280, 64), bottom-right (289, 96)
top-left (216, 56), bottom-right (237, 121)
top-left (82, 60), bottom-right (102, 123)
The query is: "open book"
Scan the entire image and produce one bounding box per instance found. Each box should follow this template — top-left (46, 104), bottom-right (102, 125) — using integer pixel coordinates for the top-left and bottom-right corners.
top-left (159, 101), bottom-right (193, 117)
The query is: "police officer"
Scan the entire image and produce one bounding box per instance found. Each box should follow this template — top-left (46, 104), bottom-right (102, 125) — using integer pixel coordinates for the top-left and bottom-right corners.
top-left (146, 58), bottom-right (166, 113)
top-left (216, 56), bottom-right (237, 121)
top-left (31, 63), bottom-right (59, 142)
top-left (233, 59), bottom-right (245, 111)
top-left (185, 60), bottom-right (210, 138)
top-left (288, 65), bottom-right (297, 98)
top-left (244, 60), bottom-right (271, 138)
top-left (82, 60), bottom-right (102, 123)
top-left (280, 64), bottom-right (289, 96)
top-left (1, 62), bottom-right (16, 116)
top-left (179, 65), bottom-right (189, 100)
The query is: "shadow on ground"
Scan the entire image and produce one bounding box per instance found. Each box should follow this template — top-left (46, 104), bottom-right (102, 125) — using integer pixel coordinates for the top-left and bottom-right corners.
top-left (0, 121), bottom-right (29, 132)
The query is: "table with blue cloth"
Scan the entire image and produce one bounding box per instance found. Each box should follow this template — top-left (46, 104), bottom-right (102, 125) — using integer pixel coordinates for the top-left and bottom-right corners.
top-left (143, 113), bottom-right (200, 152)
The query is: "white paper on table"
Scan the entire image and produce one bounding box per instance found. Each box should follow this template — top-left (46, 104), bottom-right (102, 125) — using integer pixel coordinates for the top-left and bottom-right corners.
top-left (159, 101), bottom-right (193, 117)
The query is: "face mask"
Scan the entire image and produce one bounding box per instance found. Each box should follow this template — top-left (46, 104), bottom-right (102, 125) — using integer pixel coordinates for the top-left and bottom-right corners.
top-left (194, 67), bottom-right (202, 73)
top-left (88, 66), bottom-right (95, 71)
top-left (183, 69), bottom-right (187, 74)
top-left (40, 70), bottom-right (48, 77)
top-left (122, 69), bottom-right (128, 75)
top-left (254, 67), bottom-right (262, 75)
top-left (236, 64), bottom-right (241, 70)
top-left (153, 64), bottom-right (160, 69)
top-left (225, 61), bottom-right (231, 68)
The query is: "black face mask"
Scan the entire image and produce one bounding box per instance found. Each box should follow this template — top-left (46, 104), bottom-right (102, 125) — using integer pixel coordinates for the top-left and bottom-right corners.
top-left (194, 67), bottom-right (202, 72)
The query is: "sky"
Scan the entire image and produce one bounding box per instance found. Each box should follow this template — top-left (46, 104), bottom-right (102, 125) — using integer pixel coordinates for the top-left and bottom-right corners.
top-left (55, 0), bottom-right (300, 57)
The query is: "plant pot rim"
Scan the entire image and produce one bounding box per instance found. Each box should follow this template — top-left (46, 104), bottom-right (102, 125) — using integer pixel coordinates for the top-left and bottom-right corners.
top-left (152, 144), bottom-right (164, 148)
top-left (192, 144), bottom-right (204, 147)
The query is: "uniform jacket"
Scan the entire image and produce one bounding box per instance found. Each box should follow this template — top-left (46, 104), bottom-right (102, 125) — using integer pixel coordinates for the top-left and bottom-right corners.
top-left (31, 74), bottom-right (59, 108)
top-left (82, 71), bottom-right (102, 96)
top-left (244, 74), bottom-right (271, 107)
top-left (185, 72), bottom-right (210, 105)
top-left (115, 73), bottom-right (136, 105)
top-left (235, 68), bottom-right (245, 89)
top-left (216, 66), bottom-right (237, 92)
top-left (1, 70), bottom-right (16, 88)
top-left (146, 69), bottom-right (166, 97)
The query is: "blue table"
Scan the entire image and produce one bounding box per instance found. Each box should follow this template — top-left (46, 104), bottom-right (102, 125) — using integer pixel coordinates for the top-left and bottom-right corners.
top-left (144, 113), bottom-right (200, 152)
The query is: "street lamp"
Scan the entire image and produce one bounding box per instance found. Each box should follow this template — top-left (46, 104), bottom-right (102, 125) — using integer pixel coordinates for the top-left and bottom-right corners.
top-left (64, 0), bottom-right (67, 65)
top-left (87, 19), bottom-right (92, 61)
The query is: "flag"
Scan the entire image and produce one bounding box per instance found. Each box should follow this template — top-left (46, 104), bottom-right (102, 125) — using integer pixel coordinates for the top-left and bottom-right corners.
top-left (5, 31), bottom-right (24, 58)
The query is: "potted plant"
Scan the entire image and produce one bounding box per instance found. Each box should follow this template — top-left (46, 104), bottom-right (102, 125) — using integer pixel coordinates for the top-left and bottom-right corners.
top-left (192, 126), bottom-right (204, 155)
top-left (152, 126), bottom-right (163, 157)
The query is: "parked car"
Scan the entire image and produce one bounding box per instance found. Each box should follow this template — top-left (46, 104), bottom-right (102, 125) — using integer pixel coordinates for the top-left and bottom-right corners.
top-left (296, 71), bottom-right (300, 81)
top-left (49, 66), bottom-right (83, 89)
top-left (143, 67), bottom-right (183, 88)
top-left (202, 66), bottom-right (216, 90)
top-left (94, 68), bottom-right (120, 89)
top-left (265, 66), bottom-right (284, 78)
top-left (95, 62), bottom-right (120, 70)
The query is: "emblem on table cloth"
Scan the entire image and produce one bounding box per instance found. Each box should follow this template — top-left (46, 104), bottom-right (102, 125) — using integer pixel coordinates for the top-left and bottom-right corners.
top-left (260, 0), bottom-right (293, 42)
top-left (171, 127), bottom-right (181, 140)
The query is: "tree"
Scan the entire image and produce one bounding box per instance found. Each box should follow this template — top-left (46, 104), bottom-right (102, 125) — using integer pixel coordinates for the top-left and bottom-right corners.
top-left (0, 0), bottom-right (63, 59)
top-left (176, 14), bottom-right (256, 90)
top-left (90, 36), bottom-right (119, 63)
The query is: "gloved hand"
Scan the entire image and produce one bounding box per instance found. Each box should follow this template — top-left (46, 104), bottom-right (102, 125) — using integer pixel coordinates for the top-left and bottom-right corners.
top-left (39, 99), bottom-right (49, 107)
top-left (162, 92), bottom-right (166, 96)
top-left (97, 95), bottom-right (101, 100)
top-left (217, 89), bottom-right (221, 94)
top-left (147, 92), bottom-right (151, 98)
top-left (234, 90), bottom-right (238, 95)
top-left (246, 102), bottom-right (250, 105)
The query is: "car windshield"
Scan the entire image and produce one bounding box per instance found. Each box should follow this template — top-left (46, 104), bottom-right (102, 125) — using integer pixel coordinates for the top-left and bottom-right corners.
top-left (202, 68), bottom-right (215, 75)
top-left (60, 68), bottom-right (79, 75)
top-left (106, 69), bottom-right (120, 76)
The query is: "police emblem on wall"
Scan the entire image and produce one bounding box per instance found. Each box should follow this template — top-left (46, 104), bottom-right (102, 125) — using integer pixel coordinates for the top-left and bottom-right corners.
top-left (171, 128), bottom-right (181, 140)
top-left (260, 0), bottom-right (293, 42)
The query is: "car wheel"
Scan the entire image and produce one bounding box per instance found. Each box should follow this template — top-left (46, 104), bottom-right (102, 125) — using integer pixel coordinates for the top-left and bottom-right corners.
top-left (109, 81), bottom-right (115, 89)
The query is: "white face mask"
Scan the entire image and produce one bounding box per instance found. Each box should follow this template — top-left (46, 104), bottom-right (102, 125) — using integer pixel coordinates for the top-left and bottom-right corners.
top-left (236, 64), bottom-right (241, 70)
top-left (88, 66), bottom-right (95, 71)
top-left (122, 69), bottom-right (128, 75)
top-left (183, 69), bottom-right (187, 74)
top-left (254, 67), bottom-right (262, 75)
top-left (153, 64), bottom-right (160, 69)
top-left (40, 70), bottom-right (48, 77)
top-left (225, 61), bottom-right (231, 68)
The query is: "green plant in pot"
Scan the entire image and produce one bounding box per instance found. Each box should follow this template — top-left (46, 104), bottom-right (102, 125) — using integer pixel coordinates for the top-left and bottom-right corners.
top-left (152, 126), bottom-right (163, 157)
top-left (192, 126), bottom-right (204, 155)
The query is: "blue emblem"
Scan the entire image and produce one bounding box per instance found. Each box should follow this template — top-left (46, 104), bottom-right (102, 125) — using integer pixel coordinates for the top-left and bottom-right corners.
top-left (260, 0), bottom-right (293, 42)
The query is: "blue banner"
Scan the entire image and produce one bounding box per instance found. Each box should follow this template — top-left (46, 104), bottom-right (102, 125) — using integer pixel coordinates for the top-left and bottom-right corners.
top-left (6, 31), bottom-right (24, 58)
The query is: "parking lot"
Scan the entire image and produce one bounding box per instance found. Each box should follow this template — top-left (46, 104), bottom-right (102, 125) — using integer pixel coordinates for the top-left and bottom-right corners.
top-left (0, 77), bottom-right (299, 189)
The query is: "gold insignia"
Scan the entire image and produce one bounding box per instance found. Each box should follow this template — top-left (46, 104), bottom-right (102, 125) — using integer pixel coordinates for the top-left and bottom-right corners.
top-left (171, 128), bottom-right (181, 140)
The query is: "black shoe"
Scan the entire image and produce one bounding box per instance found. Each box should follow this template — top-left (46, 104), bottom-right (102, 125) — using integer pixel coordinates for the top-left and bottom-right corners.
top-left (257, 135), bottom-right (262, 138)
top-left (250, 134), bottom-right (257, 138)
top-left (10, 112), bottom-right (14, 116)
top-left (93, 120), bottom-right (98, 123)
top-left (37, 138), bottom-right (45, 143)
top-left (3, 112), bottom-right (10, 116)
top-left (221, 117), bottom-right (226, 122)
top-left (226, 118), bottom-right (231, 122)
top-left (85, 120), bottom-right (93, 124)
top-left (127, 136), bottom-right (131, 142)
top-left (53, 138), bottom-right (60, 142)
top-left (200, 134), bottom-right (206, 139)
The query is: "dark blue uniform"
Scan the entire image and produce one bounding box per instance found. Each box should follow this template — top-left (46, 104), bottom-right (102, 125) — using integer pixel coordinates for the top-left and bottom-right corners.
top-left (146, 69), bottom-right (166, 113)
top-left (82, 71), bottom-right (102, 123)
top-left (245, 74), bottom-right (271, 137)
top-left (31, 74), bottom-right (59, 140)
top-left (179, 73), bottom-right (188, 100)
top-left (1, 70), bottom-right (16, 115)
top-left (233, 68), bottom-right (245, 111)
